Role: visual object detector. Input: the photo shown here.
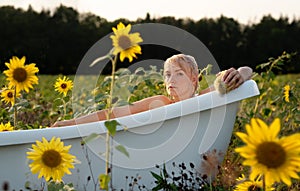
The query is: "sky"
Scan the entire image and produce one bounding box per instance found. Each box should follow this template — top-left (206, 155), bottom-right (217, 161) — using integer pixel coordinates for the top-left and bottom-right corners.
top-left (0, 0), bottom-right (300, 24)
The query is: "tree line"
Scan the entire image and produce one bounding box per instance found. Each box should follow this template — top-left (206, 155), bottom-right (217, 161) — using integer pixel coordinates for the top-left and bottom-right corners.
top-left (0, 5), bottom-right (299, 74)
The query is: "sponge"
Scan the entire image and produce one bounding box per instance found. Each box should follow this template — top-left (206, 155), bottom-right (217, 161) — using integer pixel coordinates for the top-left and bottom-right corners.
top-left (214, 70), bottom-right (233, 94)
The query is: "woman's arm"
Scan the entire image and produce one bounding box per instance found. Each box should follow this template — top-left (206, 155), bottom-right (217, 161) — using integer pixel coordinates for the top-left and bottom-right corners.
top-left (199, 66), bottom-right (253, 95)
top-left (223, 67), bottom-right (253, 89)
top-left (51, 95), bottom-right (172, 127)
top-left (237, 66), bottom-right (253, 81)
top-left (199, 85), bottom-right (214, 95)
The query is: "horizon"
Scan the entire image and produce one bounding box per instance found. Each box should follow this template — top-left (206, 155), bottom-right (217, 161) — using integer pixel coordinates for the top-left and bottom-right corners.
top-left (0, 0), bottom-right (299, 25)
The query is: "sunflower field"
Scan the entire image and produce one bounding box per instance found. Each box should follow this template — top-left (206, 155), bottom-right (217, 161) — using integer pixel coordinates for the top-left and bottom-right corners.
top-left (0, 51), bottom-right (299, 190)
top-left (0, 21), bottom-right (299, 191)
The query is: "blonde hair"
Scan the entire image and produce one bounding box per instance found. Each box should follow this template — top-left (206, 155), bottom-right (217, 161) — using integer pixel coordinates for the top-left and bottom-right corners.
top-left (164, 54), bottom-right (199, 92)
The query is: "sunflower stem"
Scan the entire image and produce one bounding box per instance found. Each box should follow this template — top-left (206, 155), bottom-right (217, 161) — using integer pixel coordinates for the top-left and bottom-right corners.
top-left (209, 175), bottom-right (212, 191)
top-left (253, 96), bottom-right (259, 115)
top-left (62, 97), bottom-right (67, 119)
top-left (13, 87), bottom-right (17, 128)
top-left (104, 54), bottom-right (117, 189)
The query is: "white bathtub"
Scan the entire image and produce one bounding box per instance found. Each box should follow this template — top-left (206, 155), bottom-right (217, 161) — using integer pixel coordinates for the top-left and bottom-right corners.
top-left (0, 80), bottom-right (259, 190)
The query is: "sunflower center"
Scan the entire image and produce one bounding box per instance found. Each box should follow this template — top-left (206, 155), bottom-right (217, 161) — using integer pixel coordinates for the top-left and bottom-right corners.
top-left (118, 35), bottom-right (132, 50)
top-left (13, 68), bottom-right (27, 82)
top-left (42, 150), bottom-right (62, 168)
top-left (256, 142), bottom-right (286, 168)
top-left (248, 185), bottom-right (262, 191)
top-left (61, 83), bottom-right (67, 89)
top-left (7, 92), bottom-right (13, 98)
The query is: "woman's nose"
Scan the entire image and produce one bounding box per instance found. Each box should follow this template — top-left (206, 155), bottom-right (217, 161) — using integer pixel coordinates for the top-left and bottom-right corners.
top-left (168, 74), bottom-right (176, 83)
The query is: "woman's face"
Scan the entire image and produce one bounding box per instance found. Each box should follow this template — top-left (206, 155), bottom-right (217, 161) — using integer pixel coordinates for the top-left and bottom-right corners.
top-left (164, 62), bottom-right (196, 102)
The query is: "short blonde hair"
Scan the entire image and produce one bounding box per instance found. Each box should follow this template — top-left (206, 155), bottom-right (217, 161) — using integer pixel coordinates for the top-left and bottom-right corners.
top-left (164, 54), bottom-right (199, 92)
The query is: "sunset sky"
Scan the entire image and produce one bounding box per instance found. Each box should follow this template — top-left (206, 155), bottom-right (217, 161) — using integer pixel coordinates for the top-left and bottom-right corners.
top-left (0, 0), bottom-right (299, 24)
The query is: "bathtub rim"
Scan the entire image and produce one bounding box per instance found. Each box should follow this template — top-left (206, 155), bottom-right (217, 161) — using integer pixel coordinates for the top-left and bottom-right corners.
top-left (0, 79), bottom-right (259, 146)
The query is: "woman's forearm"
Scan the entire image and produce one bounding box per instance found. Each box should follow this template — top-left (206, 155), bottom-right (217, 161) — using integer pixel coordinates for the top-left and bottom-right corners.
top-left (199, 66), bottom-right (253, 95)
top-left (51, 95), bottom-right (172, 127)
top-left (237, 66), bottom-right (253, 81)
top-left (51, 110), bottom-right (108, 127)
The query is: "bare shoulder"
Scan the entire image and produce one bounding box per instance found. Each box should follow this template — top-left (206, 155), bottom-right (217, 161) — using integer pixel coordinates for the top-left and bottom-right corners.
top-left (145, 95), bottom-right (172, 104)
top-left (152, 95), bottom-right (171, 100)
top-left (144, 95), bottom-right (172, 110)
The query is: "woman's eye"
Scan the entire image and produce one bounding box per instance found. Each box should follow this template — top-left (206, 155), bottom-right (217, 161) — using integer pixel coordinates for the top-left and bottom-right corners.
top-left (164, 74), bottom-right (171, 78)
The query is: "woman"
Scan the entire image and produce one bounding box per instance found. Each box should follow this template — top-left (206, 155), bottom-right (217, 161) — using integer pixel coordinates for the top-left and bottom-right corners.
top-left (51, 54), bottom-right (252, 127)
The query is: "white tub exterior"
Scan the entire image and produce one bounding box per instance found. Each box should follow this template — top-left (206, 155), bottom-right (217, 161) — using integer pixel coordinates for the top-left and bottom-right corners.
top-left (0, 80), bottom-right (259, 190)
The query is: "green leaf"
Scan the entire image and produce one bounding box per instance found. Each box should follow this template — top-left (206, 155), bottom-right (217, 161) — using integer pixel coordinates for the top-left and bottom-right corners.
top-left (162, 163), bottom-right (168, 178)
top-left (170, 183), bottom-right (178, 190)
top-left (115, 145), bottom-right (129, 157)
top-left (81, 133), bottom-right (103, 145)
top-left (134, 67), bottom-right (146, 74)
top-left (113, 99), bottom-right (130, 107)
top-left (256, 62), bottom-right (270, 69)
top-left (90, 55), bottom-right (110, 67)
top-left (99, 174), bottom-right (110, 190)
top-left (294, 120), bottom-right (300, 124)
top-left (104, 120), bottom-right (120, 136)
top-left (24, 181), bottom-right (31, 189)
top-left (262, 108), bottom-right (272, 117)
top-left (152, 185), bottom-right (164, 191)
top-left (47, 181), bottom-right (64, 191)
top-left (269, 71), bottom-right (276, 80)
top-left (150, 171), bottom-right (163, 181)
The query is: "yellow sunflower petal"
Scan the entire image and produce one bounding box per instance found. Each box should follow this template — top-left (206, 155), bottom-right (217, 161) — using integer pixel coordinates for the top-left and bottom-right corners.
top-left (279, 170), bottom-right (292, 186)
top-left (236, 132), bottom-right (251, 144)
top-left (249, 168), bottom-right (261, 182)
top-left (117, 22), bottom-right (126, 29)
top-left (264, 171), bottom-right (276, 186)
top-left (245, 123), bottom-right (263, 144)
top-left (269, 118), bottom-right (280, 139)
top-left (121, 23), bottom-right (131, 33)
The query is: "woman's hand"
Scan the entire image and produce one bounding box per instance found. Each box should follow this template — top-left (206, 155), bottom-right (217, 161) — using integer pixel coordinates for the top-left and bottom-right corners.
top-left (217, 66), bottom-right (253, 91)
top-left (219, 67), bottom-right (244, 90)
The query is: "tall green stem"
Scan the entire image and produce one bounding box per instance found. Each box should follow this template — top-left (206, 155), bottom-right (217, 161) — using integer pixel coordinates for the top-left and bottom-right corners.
top-left (105, 55), bottom-right (117, 181)
top-left (13, 87), bottom-right (17, 128)
top-left (62, 98), bottom-right (67, 119)
top-left (253, 97), bottom-right (259, 115)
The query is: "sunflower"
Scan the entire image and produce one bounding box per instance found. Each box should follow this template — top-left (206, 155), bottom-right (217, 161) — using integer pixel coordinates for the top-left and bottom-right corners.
top-left (110, 22), bottom-right (143, 62)
top-left (54, 76), bottom-right (73, 97)
top-left (283, 85), bottom-right (290, 102)
top-left (234, 179), bottom-right (274, 191)
top-left (3, 56), bottom-right (39, 93)
top-left (0, 122), bottom-right (14, 132)
top-left (235, 118), bottom-right (300, 186)
top-left (27, 137), bottom-right (76, 182)
top-left (234, 174), bottom-right (274, 191)
top-left (1, 87), bottom-right (20, 106)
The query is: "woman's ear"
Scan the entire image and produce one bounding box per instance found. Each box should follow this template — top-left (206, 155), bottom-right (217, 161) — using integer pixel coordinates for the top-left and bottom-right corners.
top-left (191, 75), bottom-right (198, 91)
top-left (192, 75), bottom-right (197, 84)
